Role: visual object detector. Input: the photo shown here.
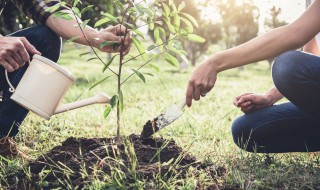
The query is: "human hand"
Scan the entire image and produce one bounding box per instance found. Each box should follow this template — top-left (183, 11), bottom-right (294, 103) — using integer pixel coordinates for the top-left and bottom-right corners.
top-left (233, 93), bottom-right (273, 113)
top-left (186, 59), bottom-right (217, 107)
top-left (96, 24), bottom-right (131, 55)
top-left (0, 36), bottom-right (41, 72)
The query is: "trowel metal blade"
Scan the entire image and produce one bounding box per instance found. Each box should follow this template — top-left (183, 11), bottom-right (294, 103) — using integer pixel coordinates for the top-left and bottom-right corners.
top-left (140, 100), bottom-right (185, 139)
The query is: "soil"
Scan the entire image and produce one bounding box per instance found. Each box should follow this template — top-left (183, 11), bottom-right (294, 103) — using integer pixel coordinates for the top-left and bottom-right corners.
top-left (140, 118), bottom-right (159, 138)
top-left (7, 134), bottom-right (229, 189)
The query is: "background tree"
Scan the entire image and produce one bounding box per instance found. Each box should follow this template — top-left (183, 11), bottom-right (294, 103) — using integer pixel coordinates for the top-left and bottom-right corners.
top-left (216, 0), bottom-right (259, 49)
top-left (264, 6), bottom-right (288, 66)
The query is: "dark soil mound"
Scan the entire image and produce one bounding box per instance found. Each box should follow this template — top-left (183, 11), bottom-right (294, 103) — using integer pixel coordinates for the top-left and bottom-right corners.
top-left (11, 134), bottom-right (227, 189)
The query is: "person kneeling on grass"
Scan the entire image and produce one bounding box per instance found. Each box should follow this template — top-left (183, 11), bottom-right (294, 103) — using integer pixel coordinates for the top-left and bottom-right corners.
top-left (185, 0), bottom-right (320, 153)
top-left (0, 0), bottom-right (132, 159)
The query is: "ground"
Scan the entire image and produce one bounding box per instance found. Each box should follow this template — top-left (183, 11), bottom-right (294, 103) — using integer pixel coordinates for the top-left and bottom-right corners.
top-left (1, 44), bottom-right (320, 189)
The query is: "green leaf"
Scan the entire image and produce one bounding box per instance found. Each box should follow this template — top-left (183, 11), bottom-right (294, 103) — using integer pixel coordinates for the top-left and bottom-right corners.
top-left (171, 2), bottom-right (177, 13)
top-left (149, 64), bottom-right (160, 72)
top-left (173, 14), bottom-right (180, 28)
top-left (45, 3), bottom-right (62, 13)
top-left (73, 0), bottom-right (80, 7)
top-left (103, 54), bottom-right (119, 73)
top-left (149, 22), bottom-right (155, 30)
top-left (86, 57), bottom-right (98, 62)
top-left (180, 17), bottom-right (193, 33)
top-left (104, 106), bottom-right (112, 118)
top-left (147, 45), bottom-right (157, 51)
top-left (186, 34), bottom-right (206, 43)
top-left (178, 1), bottom-right (186, 12)
top-left (89, 76), bottom-right (111, 91)
top-left (159, 27), bottom-right (166, 40)
top-left (144, 73), bottom-right (154, 77)
top-left (65, 36), bottom-right (80, 44)
top-left (133, 29), bottom-right (145, 39)
top-left (165, 53), bottom-right (179, 68)
top-left (110, 95), bottom-right (118, 108)
top-left (81, 19), bottom-right (90, 28)
top-left (79, 52), bottom-right (91, 57)
top-left (72, 7), bottom-right (81, 18)
top-left (143, 8), bottom-right (153, 17)
top-left (154, 27), bottom-right (160, 43)
top-left (135, 4), bottom-right (144, 16)
top-left (94, 17), bottom-right (112, 27)
top-left (181, 13), bottom-right (198, 28)
top-left (53, 12), bottom-right (73, 20)
top-left (101, 13), bottom-right (118, 23)
top-left (119, 90), bottom-right (124, 112)
top-left (99, 41), bottom-right (119, 49)
top-left (81, 5), bottom-right (93, 14)
top-left (124, 22), bottom-right (135, 29)
top-left (165, 20), bottom-right (176, 33)
top-left (131, 69), bottom-right (145, 83)
top-left (162, 3), bottom-right (170, 17)
top-left (132, 36), bottom-right (147, 60)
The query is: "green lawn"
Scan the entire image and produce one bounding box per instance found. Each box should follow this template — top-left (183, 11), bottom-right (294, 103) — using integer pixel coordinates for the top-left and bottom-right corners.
top-left (2, 44), bottom-right (320, 189)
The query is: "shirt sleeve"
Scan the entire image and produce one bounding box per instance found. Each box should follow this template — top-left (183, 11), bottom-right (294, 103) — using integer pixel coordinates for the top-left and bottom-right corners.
top-left (11, 0), bottom-right (70, 25)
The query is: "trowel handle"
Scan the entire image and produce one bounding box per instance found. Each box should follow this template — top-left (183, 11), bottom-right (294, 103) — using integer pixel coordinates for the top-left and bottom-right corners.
top-left (179, 96), bottom-right (186, 109)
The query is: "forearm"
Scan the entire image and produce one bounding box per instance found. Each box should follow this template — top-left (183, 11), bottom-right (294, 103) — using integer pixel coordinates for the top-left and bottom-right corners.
top-left (266, 87), bottom-right (284, 104)
top-left (303, 37), bottom-right (320, 55)
top-left (45, 10), bottom-right (101, 48)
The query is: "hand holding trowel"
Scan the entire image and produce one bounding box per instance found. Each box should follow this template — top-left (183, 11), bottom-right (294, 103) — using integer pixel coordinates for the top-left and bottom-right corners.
top-left (140, 97), bottom-right (186, 139)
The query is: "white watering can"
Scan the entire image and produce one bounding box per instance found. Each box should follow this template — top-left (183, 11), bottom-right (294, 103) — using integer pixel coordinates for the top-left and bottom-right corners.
top-left (5, 54), bottom-right (110, 120)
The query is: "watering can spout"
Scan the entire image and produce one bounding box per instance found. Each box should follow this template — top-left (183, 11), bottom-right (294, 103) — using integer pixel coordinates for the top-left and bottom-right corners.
top-left (54, 92), bottom-right (110, 115)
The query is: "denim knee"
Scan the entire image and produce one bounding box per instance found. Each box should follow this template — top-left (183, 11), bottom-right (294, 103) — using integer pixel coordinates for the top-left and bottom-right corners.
top-left (231, 115), bottom-right (256, 152)
top-left (31, 26), bottom-right (62, 62)
top-left (11, 26), bottom-right (62, 62)
top-left (272, 51), bottom-right (304, 95)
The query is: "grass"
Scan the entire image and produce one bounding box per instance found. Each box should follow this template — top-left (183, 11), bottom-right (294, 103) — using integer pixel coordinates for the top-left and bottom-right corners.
top-left (2, 43), bottom-right (320, 189)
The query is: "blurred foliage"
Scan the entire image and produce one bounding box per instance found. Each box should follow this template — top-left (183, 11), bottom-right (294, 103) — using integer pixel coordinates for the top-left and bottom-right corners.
top-left (216, 0), bottom-right (259, 49)
top-left (0, 1), bottom-right (33, 35)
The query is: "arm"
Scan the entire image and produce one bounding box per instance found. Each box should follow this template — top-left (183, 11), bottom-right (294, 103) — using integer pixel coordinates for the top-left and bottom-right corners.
top-left (45, 10), bottom-right (131, 55)
top-left (186, 0), bottom-right (320, 107)
top-left (303, 37), bottom-right (320, 55)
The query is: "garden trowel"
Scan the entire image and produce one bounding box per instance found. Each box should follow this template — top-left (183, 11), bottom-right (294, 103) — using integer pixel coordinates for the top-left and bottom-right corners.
top-left (140, 97), bottom-right (186, 139)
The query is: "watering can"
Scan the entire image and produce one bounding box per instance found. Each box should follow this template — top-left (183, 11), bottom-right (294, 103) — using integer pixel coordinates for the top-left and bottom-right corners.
top-left (4, 54), bottom-right (110, 120)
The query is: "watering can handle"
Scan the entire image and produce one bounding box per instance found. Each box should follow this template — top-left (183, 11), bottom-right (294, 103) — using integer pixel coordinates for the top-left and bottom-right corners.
top-left (5, 70), bottom-right (15, 93)
top-left (4, 60), bottom-right (30, 93)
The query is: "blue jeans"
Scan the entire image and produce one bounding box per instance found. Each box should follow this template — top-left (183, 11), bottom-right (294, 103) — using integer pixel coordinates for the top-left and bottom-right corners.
top-left (0, 26), bottom-right (61, 137)
top-left (232, 51), bottom-right (320, 153)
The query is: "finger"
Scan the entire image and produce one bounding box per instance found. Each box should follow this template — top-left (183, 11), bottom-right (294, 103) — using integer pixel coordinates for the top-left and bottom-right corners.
top-left (241, 105), bottom-right (255, 113)
top-left (10, 49), bottom-right (25, 66)
top-left (238, 101), bottom-right (252, 108)
top-left (237, 95), bottom-right (253, 105)
top-left (186, 81), bottom-right (194, 107)
top-left (20, 37), bottom-right (41, 55)
top-left (235, 93), bottom-right (253, 101)
top-left (114, 24), bottom-right (127, 36)
top-left (124, 33), bottom-right (132, 47)
top-left (193, 84), bottom-right (201, 101)
top-left (1, 60), bottom-right (14, 72)
top-left (123, 45), bottom-right (131, 55)
top-left (18, 48), bottom-right (30, 63)
top-left (6, 57), bottom-right (19, 70)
